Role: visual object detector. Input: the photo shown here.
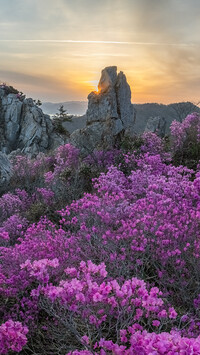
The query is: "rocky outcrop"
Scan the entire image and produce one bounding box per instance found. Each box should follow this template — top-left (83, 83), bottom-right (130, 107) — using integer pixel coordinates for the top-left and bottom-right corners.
top-left (2, 68), bottom-right (199, 158)
top-left (71, 66), bottom-right (135, 153)
top-left (0, 88), bottom-right (67, 156)
top-left (86, 66), bottom-right (135, 130)
top-left (0, 152), bottom-right (12, 193)
top-left (145, 116), bottom-right (166, 137)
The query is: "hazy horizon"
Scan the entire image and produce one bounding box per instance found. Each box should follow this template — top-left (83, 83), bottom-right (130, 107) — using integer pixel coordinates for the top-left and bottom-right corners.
top-left (0, 0), bottom-right (200, 104)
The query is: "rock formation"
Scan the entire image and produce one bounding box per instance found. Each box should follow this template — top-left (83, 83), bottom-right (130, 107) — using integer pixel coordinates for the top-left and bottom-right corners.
top-left (0, 87), bottom-right (67, 156)
top-left (145, 116), bottom-right (166, 137)
top-left (0, 152), bottom-right (12, 193)
top-left (71, 66), bottom-right (135, 153)
top-left (1, 68), bottom-right (199, 158)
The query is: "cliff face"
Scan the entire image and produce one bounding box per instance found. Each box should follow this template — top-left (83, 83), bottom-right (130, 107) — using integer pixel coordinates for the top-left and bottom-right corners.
top-left (0, 88), bottom-right (66, 156)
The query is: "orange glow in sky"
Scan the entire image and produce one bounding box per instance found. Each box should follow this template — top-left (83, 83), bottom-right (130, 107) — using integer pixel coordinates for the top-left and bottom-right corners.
top-left (0, 0), bottom-right (199, 104)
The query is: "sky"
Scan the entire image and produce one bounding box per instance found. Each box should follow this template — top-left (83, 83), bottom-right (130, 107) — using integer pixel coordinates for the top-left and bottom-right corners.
top-left (0, 0), bottom-right (200, 104)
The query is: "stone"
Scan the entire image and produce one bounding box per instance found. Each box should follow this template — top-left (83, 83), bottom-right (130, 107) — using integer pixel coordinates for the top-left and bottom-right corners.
top-left (98, 66), bottom-right (118, 93)
top-left (71, 66), bottom-right (135, 153)
top-left (145, 116), bottom-right (167, 137)
top-left (86, 67), bottom-right (119, 124)
top-left (0, 88), bottom-right (67, 156)
top-left (116, 71), bottom-right (135, 130)
top-left (86, 91), bottom-right (118, 124)
top-left (0, 152), bottom-right (12, 193)
top-left (71, 119), bottom-right (123, 155)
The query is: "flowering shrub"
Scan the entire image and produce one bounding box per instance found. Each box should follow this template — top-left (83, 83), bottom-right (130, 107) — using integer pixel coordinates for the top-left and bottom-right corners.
top-left (0, 83), bottom-right (19, 95)
top-left (0, 320), bottom-right (28, 354)
top-left (0, 214), bottom-right (28, 246)
top-left (141, 132), bottom-right (164, 155)
top-left (0, 189), bottom-right (31, 223)
top-left (44, 143), bottom-right (79, 185)
top-left (39, 261), bottom-right (177, 342)
top-left (67, 330), bottom-right (200, 354)
top-left (170, 112), bottom-right (200, 167)
top-left (10, 153), bottom-right (54, 191)
top-left (83, 149), bottom-right (120, 170)
top-left (2, 124), bottom-right (200, 353)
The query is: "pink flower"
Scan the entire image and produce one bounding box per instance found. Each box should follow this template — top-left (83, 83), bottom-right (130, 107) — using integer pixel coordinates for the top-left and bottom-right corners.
top-left (152, 320), bottom-right (160, 327)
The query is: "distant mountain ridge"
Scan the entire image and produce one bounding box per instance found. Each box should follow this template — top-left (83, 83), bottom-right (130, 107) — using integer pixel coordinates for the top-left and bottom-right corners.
top-left (42, 100), bottom-right (200, 126)
top-left (46, 100), bottom-right (200, 136)
top-left (41, 101), bottom-right (88, 116)
top-left (133, 102), bottom-right (200, 135)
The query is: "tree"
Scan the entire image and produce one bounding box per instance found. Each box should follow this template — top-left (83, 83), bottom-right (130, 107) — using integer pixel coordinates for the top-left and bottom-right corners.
top-left (53, 105), bottom-right (72, 122)
top-left (36, 99), bottom-right (42, 106)
top-left (52, 105), bottom-right (71, 136)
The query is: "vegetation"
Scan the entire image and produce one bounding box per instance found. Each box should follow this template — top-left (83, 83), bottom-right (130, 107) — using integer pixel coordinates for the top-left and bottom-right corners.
top-left (33, 99), bottom-right (42, 106)
top-left (52, 105), bottom-right (72, 135)
top-left (1, 113), bottom-right (200, 353)
top-left (0, 82), bottom-right (26, 100)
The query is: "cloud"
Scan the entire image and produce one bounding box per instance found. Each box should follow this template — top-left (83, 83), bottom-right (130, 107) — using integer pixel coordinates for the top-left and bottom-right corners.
top-left (0, 39), bottom-right (198, 47)
top-left (0, 0), bottom-right (199, 103)
top-left (0, 70), bottom-right (60, 87)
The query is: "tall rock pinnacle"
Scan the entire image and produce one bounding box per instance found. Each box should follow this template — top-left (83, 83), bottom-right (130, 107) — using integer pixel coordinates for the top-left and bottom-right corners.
top-left (86, 66), bottom-right (135, 131)
top-left (70, 66), bottom-right (136, 153)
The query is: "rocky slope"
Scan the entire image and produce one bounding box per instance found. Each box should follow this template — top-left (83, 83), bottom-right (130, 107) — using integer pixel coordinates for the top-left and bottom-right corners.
top-left (0, 87), bottom-right (67, 156)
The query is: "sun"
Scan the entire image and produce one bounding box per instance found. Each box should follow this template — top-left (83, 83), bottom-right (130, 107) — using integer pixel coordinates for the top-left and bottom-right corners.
top-left (89, 80), bottom-right (99, 93)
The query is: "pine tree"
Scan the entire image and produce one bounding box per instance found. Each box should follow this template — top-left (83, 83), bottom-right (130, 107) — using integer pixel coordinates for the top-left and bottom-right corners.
top-left (52, 105), bottom-right (71, 135)
top-left (54, 105), bottom-right (72, 121)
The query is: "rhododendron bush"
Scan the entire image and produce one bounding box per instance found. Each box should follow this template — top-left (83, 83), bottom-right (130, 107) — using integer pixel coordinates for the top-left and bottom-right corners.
top-left (171, 112), bottom-right (200, 167)
top-left (1, 113), bottom-right (200, 353)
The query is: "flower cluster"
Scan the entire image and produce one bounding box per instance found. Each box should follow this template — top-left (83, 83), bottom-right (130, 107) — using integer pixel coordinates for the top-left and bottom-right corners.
top-left (170, 112), bottom-right (200, 166)
top-left (41, 260), bottom-right (175, 331)
top-left (44, 143), bottom-right (79, 185)
top-left (0, 320), bottom-right (28, 354)
top-left (171, 112), bottom-right (200, 148)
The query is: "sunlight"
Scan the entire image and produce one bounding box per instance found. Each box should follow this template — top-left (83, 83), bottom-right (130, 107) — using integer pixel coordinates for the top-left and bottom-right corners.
top-left (89, 80), bottom-right (99, 92)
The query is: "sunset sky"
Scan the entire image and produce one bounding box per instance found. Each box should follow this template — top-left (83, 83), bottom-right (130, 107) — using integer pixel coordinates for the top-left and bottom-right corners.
top-left (0, 0), bottom-right (200, 104)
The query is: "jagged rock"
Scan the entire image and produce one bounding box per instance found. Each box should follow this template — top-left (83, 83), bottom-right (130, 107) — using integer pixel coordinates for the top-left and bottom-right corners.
top-left (0, 152), bottom-right (12, 193)
top-left (145, 116), bottom-right (167, 137)
top-left (86, 90), bottom-right (119, 124)
top-left (86, 66), bottom-right (135, 129)
top-left (71, 66), bottom-right (135, 153)
top-left (98, 66), bottom-right (118, 93)
top-left (116, 71), bottom-right (135, 130)
top-left (0, 88), bottom-right (67, 156)
top-left (86, 67), bottom-right (119, 124)
top-left (18, 98), bottom-right (53, 155)
top-left (71, 119), bottom-right (123, 155)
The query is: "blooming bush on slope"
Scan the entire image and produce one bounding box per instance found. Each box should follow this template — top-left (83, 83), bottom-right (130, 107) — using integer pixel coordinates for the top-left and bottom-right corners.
top-left (0, 155), bottom-right (199, 352)
top-left (171, 112), bottom-right (200, 167)
top-left (0, 189), bottom-right (31, 223)
top-left (1, 121), bottom-right (200, 353)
